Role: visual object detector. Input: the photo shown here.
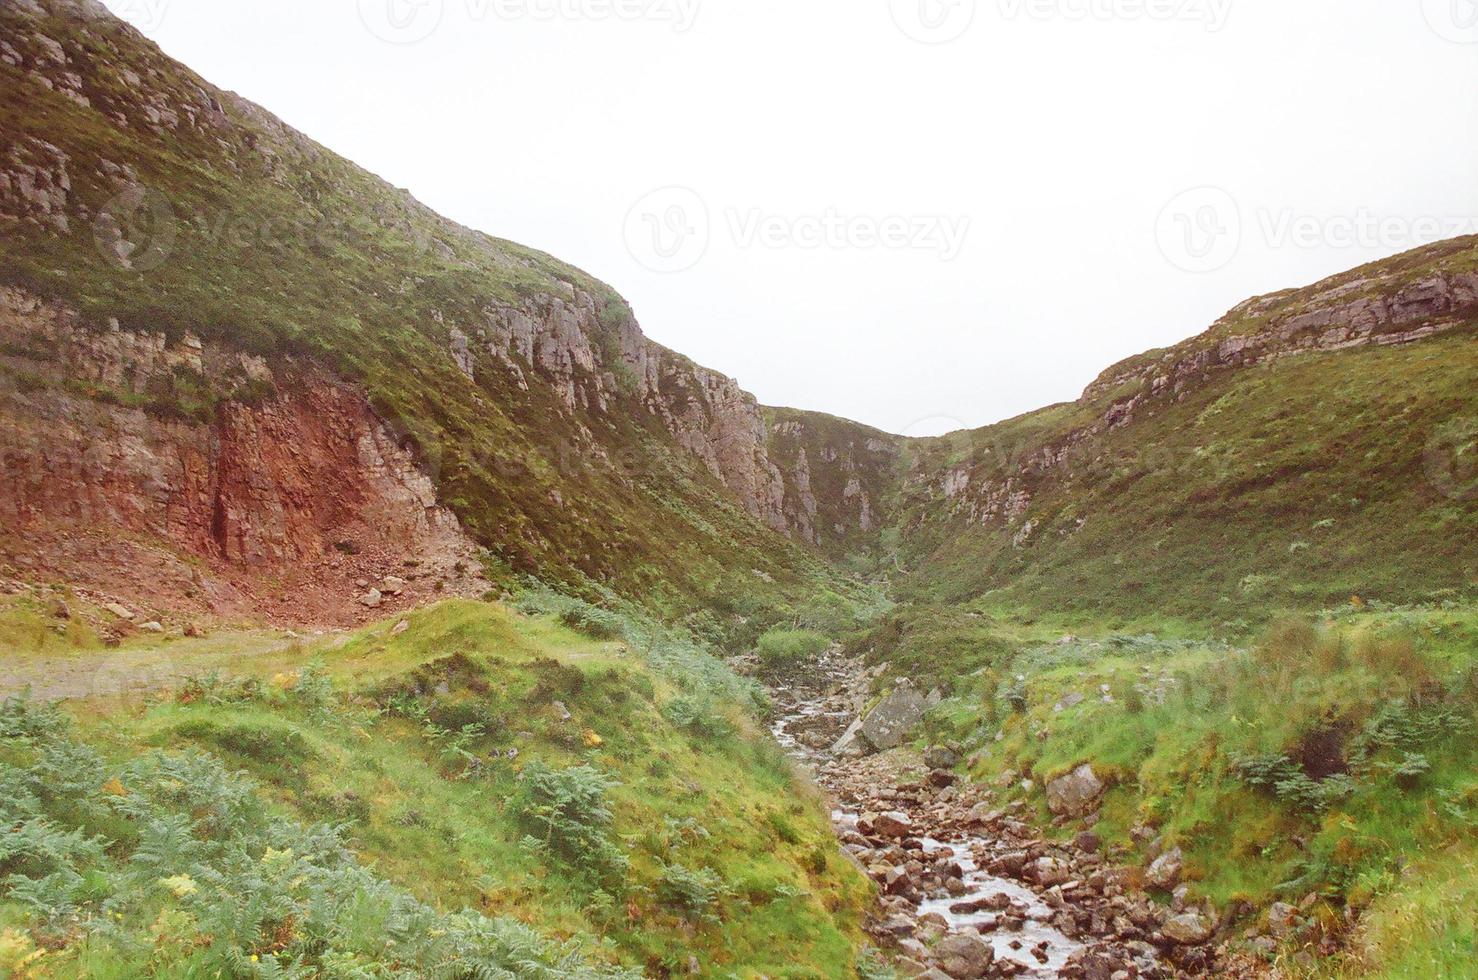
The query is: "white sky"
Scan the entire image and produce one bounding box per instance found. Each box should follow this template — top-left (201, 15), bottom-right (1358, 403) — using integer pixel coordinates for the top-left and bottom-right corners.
top-left (107, 0), bottom-right (1478, 436)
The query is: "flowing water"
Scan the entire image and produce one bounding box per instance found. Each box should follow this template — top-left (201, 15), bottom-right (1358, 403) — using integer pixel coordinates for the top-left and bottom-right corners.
top-left (768, 652), bottom-right (1090, 977)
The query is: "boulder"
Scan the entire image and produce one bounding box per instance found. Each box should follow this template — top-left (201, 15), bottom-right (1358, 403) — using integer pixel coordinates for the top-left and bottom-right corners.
top-left (103, 602), bottom-right (135, 621)
top-left (933, 932), bottom-right (994, 979)
top-left (1046, 764), bottom-right (1104, 817)
top-left (1145, 846), bottom-right (1183, 890)
top-left (1267, 901), bottom-right (1299, 938)
top-left (1162, 911), bottom-right (1213, 945)
top-left (859, 680), bottom-right (930, 751)
top-left (925, 745), bottom-right (961, 769)
top-left (1033, 856), bottom-right (1070, 887)
top-left (871, 811), bottom-right (914, 838)
top-left (359, 589), bottom-right (383, 608)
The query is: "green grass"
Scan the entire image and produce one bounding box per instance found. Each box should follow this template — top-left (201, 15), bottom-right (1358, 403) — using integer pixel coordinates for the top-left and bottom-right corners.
top-left (0, 600), bottom-right (875, 978)
top-left (756, 629), bottom-right (830, 669)
top-left (906, 602), bottom-right (1478, 971)
top-left (890, 323), bottom-right (1478, 623)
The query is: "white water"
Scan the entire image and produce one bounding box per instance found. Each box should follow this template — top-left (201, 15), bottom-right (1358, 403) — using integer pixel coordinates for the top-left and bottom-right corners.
top-left (769, 658), bottom-right (1086, 978)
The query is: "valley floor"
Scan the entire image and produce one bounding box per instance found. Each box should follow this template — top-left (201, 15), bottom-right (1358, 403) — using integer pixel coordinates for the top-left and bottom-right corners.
top-left (1, 584), bottom-right (1475, 979)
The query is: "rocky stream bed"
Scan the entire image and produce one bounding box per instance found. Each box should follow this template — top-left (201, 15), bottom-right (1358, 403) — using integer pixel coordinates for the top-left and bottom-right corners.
top-left (762, 648), bottom-right (1256, 980)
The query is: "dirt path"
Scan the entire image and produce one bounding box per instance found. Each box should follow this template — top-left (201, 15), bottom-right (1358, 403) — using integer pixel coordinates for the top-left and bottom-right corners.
top-left (765, 649), bottom-right (1237, 979)
top-left (1, 630), bottom-right (351, 702)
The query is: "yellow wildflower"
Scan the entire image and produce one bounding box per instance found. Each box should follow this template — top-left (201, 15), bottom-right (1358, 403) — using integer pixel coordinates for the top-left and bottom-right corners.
top-left (160, 874), bottom-right (198, 899)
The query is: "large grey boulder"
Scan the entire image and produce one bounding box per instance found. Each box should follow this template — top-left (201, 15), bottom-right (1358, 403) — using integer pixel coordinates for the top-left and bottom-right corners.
top-left (934, 932), bottom-right (994, 979)
top-left (859, 680), bottom-right (930, 750)
top-left (1046, 763), bottom-right (1105, 817)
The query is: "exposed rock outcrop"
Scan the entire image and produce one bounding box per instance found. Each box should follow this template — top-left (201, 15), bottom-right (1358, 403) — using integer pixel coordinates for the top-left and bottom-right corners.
top-left (0, 289), bottom-right (485, 625)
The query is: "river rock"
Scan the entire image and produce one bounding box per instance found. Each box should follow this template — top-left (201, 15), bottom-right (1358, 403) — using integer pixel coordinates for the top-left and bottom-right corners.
top-left (1162, 911), bottom-right (1213, 945)
top-left (934, 932), bottom-right (994, 979)
top-left (1046, 763), bottom-right (1104, 817)
top-left (859, 680), bottom-right (930, 750)
top-left (1145, 847), bottom-right (1183, 889)
top-left (868, 811), bottom-right (914, 838)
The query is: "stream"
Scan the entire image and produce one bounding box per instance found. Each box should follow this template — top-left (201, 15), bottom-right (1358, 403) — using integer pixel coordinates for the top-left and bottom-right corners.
top-left (766, 648), bottom-right (1173, 979)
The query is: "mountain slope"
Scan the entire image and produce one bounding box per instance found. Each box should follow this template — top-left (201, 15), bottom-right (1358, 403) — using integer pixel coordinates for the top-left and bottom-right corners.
top-left (1, 2), bottom-right (1474, 636)
top-left (0, 0), bottom-right (856, 630)
top-left (888, 239), bottom-right (1478, 620)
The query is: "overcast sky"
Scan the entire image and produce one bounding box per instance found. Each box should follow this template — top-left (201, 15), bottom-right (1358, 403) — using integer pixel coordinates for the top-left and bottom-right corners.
top-left (107, 0), bottom-right (1478, 435)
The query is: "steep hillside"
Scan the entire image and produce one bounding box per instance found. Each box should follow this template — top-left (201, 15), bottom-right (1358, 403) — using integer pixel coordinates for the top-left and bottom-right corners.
top-left (0, 0), bottom-right (850, 630)
top-left (0, 598), bottom-right (875, 977)
top-left (889, 238), bottom-right (1478, 621)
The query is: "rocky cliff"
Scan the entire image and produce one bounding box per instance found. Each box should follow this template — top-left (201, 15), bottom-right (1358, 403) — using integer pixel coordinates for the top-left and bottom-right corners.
top-left (921, 240), bottom-right (1478, 539)
top-left (0, 287), bottom-right (487, 626)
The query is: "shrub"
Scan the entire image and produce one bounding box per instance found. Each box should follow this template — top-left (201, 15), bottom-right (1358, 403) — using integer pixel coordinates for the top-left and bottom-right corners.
top-left (655, 862), bottom-right (727, 924)
top-left (0, 696), bottom-right (637, 978)
top-left (756, 629), bottom-right (829, 668)
top-left (662, 694), bottom-right (734, 741)
top-left (512, 761), bottom-right (629, 885)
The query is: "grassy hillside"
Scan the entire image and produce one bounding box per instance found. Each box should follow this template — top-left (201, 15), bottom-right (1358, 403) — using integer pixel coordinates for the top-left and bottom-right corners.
top-left (876, 600), bottom-right (1478, 976)
top-left (0, 599), bottom-right (876, 978)
top-left (888, 242), bottom-right (1478, 624)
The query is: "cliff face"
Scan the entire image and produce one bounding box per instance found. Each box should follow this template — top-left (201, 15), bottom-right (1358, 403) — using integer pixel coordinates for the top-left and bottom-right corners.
top-left (764, 408), bottom-right (904, 552)
top-left (0, 288), bottom-right (487, 625)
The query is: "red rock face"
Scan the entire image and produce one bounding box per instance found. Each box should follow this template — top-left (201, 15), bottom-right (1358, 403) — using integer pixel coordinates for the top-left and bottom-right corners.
top-left (0, 289), bottom-right (484, 627)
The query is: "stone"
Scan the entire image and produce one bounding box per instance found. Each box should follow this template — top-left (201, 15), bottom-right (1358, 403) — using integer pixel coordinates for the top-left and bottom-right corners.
top-left (359, 589), bottom-right (383, 608)
top-left (391, 620), bottom-right (410, 636)
top-left (1034, 857), bottom-right (1070, 887)
top-left (871, 811), bottom-right (913, 838)
top-left (552, 700), bottom-right (572, 722)
top-left (103, 602), bottom-right (135, 621)
top-left (1074, 831), bottom-right (1101, 853)
top-left (1054, 692), bottom-right (1085, 712)
top-left (858, 680), bottom-right (930, 751)
top-left (1267, 901), bottom-right (1299, 938)
top-left (1046, 764), bottom-right (1104, 817)
top-left (138, 621), bottom-right (165, 633)
top-left (1145, 846), bottom-right (1183, 890)
top-left (1161, 911), bottom-right (1213, 945)
top-left (382, 575), bottom-right (407, 595)
top-left (933, 932), bottom-right (994, 979)
top-left (925, 745), bottom-right (961, 769)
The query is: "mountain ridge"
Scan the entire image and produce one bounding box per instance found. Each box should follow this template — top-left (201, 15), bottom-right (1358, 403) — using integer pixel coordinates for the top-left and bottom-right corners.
top-left (2, 0), bottom-right (1475, 634)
